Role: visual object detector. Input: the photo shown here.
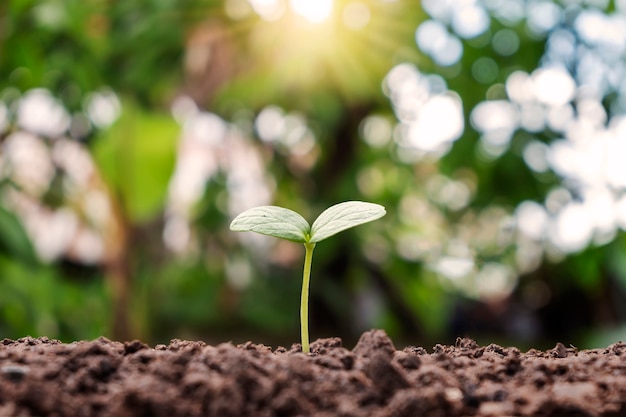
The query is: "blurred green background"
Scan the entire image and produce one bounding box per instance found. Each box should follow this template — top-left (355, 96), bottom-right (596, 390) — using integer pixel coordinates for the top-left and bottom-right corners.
top-left (1, 0), bottom-right (626, 350)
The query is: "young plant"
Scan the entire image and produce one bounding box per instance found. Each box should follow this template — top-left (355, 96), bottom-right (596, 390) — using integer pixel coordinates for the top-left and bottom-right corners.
top-left (230, 201), bottom-right (386, 353)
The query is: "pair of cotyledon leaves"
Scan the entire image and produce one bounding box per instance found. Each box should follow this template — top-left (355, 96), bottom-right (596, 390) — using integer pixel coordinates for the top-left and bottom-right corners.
top-left (230, 201), bottom-right (386, 244)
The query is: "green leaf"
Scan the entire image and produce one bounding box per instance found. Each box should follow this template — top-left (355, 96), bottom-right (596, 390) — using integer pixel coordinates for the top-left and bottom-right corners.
top-left (230, 206), bottom-right (310, 243)
top-left (92, 102), bottom-right (178, 223)
top-left (0, 205), bottom-right (37, 264)
top-left (310, 201), bottom-right (386, 243)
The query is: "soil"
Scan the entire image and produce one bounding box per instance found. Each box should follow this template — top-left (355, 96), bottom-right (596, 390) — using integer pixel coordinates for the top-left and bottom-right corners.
top-left (1, 330), bottom-right (625, 417)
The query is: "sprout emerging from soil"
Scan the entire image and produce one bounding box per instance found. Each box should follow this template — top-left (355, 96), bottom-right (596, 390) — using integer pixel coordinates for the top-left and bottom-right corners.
top-left (230, 201), bottom-right (386, 353)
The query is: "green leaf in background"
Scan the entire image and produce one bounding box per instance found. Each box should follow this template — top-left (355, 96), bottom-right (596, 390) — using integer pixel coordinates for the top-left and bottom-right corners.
top-left (230, 206), bottom-right (310, 243)
top-left (310, 201), bottom-right (386, 243)
top-left (0, 205), bottom-right (37, 264)
top-left (92, 102), bottom-right (178, 223)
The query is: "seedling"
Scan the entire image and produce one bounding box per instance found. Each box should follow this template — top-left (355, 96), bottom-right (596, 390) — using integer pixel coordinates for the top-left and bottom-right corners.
top-left (230, 201), bottom-right (386, 353)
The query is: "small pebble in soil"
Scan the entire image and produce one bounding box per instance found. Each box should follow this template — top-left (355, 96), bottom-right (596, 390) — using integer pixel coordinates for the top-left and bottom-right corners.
top-left (1, 365), bottom-right (29, 383)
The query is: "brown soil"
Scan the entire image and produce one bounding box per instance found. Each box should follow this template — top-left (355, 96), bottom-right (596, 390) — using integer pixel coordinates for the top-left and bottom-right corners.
top-left (1, 330), bottom-right (625, 416)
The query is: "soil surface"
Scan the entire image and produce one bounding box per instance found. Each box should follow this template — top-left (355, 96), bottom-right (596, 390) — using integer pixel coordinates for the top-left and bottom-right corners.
top-left (1, 330), bottom-right (626, 416)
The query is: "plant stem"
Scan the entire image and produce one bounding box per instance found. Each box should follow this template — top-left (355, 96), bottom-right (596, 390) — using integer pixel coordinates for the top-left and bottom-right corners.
top-left (301, 242), bottom-right (316, 353)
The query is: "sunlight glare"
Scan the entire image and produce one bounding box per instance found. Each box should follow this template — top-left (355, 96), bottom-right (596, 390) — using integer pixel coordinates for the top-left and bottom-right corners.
top-left (249, 0), bottom-right (285, 21)
top-left (343, 2), bottom-right (370, 30)
top-left (290, 0), bottom-right (333, 23)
